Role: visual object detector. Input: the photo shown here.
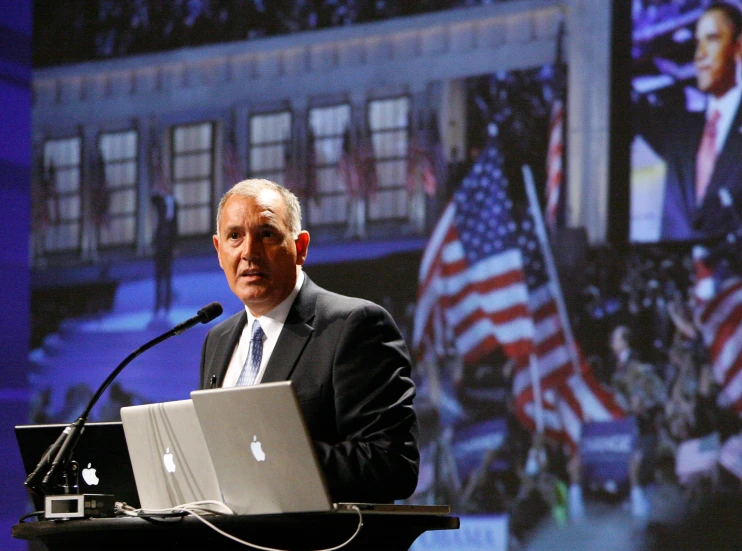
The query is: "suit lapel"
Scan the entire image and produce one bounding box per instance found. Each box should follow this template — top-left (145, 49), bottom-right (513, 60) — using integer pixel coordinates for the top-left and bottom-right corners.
top-left (261, 276), bottom-right (316, 383)
top-left (705, 99), bottom-right (742, 202)
top-left (683, 112), bottom-right (706, 213)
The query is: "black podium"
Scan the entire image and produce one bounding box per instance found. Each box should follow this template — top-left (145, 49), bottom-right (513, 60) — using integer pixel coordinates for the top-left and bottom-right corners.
top-left (12, 508), bottom-right (459, 551)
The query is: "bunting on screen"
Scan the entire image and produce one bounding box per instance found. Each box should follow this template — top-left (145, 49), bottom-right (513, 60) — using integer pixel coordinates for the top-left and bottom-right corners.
top-left (698, 278), bottom-right (742, 417)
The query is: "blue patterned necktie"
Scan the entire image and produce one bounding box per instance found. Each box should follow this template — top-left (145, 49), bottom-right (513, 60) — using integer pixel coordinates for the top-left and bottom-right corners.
top-left (237, 320), bottom-right (264, 386)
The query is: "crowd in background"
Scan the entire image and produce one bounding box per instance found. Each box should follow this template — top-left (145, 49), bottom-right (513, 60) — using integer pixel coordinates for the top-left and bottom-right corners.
top-left (405, 242), bottom-right (742, 548)
top-left (570, 244), bottom-right (742, 548)
top-left (34, 0), bottom-right (516, 67)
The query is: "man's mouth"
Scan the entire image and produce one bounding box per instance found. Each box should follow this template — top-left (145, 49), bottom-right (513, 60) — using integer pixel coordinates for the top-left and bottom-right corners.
top-left (696, 64), bottom-right (710, 74)
top-left (240, 269), bottom-right (266, 280)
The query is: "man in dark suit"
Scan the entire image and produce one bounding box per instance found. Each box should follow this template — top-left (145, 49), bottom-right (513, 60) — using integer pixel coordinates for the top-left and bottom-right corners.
top-left (200, 178), bottom-right (419, 503)
top-left (637, 2), bottom-right (742, 241)
top-left (151, 184), bottom-right (178, 316)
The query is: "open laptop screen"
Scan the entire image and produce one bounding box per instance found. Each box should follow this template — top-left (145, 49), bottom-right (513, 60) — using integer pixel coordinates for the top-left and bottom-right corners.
top-left (15, 422), bottom-right (140, 510)
top-left (120, 399), bottom-right (223, 511)
top-left (191, 382), bottom-right (333, 515)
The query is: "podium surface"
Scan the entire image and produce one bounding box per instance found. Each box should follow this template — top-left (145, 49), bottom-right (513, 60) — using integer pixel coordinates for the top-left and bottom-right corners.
top-left (13, 507), bottom-right (459, 551)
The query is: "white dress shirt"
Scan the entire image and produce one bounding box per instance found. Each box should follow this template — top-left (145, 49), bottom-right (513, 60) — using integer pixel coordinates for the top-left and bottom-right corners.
top-left (706, 83), bottom-right (742, 155)
top-left (222, 270), bottom-right (305, 387)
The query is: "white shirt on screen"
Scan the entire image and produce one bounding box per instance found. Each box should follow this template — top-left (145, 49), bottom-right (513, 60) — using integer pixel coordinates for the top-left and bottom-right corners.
top-left (706, 83), bottom-right (742, 155)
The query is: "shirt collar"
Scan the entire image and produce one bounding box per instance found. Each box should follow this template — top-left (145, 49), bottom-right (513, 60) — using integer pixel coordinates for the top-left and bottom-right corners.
top-left (708, 83), bottom-right (742, 118)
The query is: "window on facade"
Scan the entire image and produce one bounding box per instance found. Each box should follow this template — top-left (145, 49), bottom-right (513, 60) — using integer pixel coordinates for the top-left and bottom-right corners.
top-left (172, 122), bottom-right (214, 236)
top-left (307, 104), bottom-right (351, 226)
top-left (98, 130), bottom-right (138, 247)
top-left (368, 97), bottom-right (410, 220)
top-left (248, 111), bottom-right (292, 188)
top-left (41, 137), bottom-right (82, 252)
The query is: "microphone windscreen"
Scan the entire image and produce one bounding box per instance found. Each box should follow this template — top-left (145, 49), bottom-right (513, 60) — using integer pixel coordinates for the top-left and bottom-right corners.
top-left (198, 302), bottom-right (223, 323)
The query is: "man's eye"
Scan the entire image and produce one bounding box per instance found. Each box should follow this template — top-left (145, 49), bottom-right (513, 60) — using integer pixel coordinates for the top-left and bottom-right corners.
top-left (228, 232), bottom-right (240, 240)
top-left (261, 229), bottom-right (277, 238)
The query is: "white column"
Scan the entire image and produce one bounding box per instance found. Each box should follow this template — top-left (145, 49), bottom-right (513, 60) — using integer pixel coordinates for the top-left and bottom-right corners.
top-left (566, 0), bottom-right (612, 244)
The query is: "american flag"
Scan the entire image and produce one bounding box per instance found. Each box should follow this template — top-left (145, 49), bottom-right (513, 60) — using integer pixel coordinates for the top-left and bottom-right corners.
top-left (283, 141), bottom-right (301, 193)
top-left (519, 359), bottom-right (625, 450)
top-left (510, 166), bottom-right (623, 445)
top-left (413, 136), bottom-right (534, 364)
top-left (510, 200), bottom-right (574, 402)
top-left (407, 112), bottom-right (445, 197)
top-left (545, 21), bottom-right (566, 232)
top-left (91, 147), bottom-right (110, 229)
top-left (338, 126), bottom-right (362, 198)
top-left (306, 126), bottom-right (319, 204)
top-left (697, 278), bottom-right (742, 416)
top-left (150, 137), bottom-right (166, 191)
top-left (223, 128), bottom-right (244, 186)
top-left (338, 125), bottom-right (377, 200)
top-left (545, 98), bottom-right (564, 231)
top-left (414, 135), bottom-right (621, 447)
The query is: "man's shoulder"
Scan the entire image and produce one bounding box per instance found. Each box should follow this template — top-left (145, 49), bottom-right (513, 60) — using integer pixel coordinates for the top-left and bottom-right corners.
top-left (305, 280), bottom-right (386, 319)
top-left (315, 286), bottom-right (378, 313)
top-left (207, 308), bottom-right (245, 335)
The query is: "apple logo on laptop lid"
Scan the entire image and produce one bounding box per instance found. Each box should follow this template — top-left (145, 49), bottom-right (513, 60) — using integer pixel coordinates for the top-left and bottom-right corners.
top-left (250, 436), bottom-right (266, 462)
top-left (82, 463), bottom-right (99, 486)
top-left (163, 448), bottom-right (176, 473)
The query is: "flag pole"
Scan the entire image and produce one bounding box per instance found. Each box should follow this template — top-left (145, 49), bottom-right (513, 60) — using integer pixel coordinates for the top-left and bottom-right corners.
top-left (529, 353), bottom-right (545, 433)
top-left (522, 164), bottom-right (581, 374)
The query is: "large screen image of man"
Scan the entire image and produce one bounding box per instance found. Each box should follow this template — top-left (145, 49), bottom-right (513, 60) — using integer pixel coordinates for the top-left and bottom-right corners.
top-left (631, 1), bottom-right (742, 243)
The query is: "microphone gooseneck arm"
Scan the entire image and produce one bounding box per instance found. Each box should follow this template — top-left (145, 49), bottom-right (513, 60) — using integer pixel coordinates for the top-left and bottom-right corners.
top-left (26, 302), bottom-right (223, 495)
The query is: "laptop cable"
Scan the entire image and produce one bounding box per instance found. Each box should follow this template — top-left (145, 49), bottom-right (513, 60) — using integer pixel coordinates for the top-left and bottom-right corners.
top-left (117, 501), bottom-right (364, 551)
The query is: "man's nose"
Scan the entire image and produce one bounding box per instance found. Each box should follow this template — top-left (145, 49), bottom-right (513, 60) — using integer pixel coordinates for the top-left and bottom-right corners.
top-left (241, 234), bottom-right (260, 259)
top-left (695, 40), bottom-right (706, 61)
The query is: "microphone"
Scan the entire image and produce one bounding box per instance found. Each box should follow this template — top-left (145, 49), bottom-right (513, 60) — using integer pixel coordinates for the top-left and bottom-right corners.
top-left (25, 302), bottom-right (223, 495)
top-left (172, 301), bottom-right (223, 335)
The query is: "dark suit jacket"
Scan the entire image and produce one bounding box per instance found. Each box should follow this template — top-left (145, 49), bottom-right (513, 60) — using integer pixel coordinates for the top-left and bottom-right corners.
top-left (635, 98), bottom-right (742, 241)
top-left (199, 275), bottom-right (419, 503)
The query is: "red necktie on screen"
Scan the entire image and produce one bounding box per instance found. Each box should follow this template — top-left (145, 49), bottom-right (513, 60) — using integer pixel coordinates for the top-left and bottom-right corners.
top-left (696, 109), bottom-right (720, 204)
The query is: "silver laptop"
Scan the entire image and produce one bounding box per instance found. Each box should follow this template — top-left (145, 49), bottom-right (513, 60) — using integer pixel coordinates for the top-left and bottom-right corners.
top-left (120, 399), bottom-right (223, 511)
top-left (191, 381), bottom-right (333, 515)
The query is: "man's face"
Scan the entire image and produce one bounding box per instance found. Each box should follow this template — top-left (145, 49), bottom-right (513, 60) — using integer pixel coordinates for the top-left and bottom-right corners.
top-left (695, 9), bottom-right (741, 97)
top-left (213, 190), bottom-right (309, 317)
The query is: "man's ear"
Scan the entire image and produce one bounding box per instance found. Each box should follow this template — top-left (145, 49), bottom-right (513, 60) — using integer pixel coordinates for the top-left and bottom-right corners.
top-left (213, 234), bottom-right (223, 269)
top-left (295, 231), bottom-right (310, 265)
